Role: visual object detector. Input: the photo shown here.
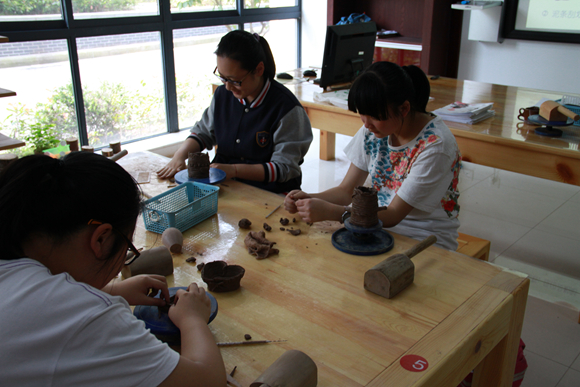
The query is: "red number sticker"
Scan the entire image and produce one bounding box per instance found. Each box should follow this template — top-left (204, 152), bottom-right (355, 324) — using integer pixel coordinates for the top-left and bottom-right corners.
top-left (400, 355), bottom-right (429, 372)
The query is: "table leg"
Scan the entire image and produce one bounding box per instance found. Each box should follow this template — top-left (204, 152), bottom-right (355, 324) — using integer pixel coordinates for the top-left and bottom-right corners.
top-left (320, 130), bottom-right (335, 161)
top-left (472, 277), bottom-right (530, 387)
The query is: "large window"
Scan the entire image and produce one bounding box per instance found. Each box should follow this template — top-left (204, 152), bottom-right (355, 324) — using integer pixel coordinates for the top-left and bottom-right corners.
top-left (0, 0), bottom-right (301, 155)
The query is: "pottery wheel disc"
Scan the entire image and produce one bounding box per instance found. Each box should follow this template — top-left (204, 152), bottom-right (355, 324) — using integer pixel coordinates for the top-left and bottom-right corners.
top-left (133, 287), bottom-right (218, 344)
top-left (331, 227), bottom-right (394, 256)
top-left (174, 168), bottom-right (226, 185)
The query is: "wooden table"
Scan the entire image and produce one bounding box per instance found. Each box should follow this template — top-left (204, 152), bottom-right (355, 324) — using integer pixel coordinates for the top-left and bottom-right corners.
top-left (118, 151), bottom-right (529, 387)
top-left (282, 69), bottom-right (580, 186)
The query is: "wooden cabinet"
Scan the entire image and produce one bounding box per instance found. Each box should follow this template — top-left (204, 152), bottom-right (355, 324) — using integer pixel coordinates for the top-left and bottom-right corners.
top-left (327, 0), bottom-right (463, 78)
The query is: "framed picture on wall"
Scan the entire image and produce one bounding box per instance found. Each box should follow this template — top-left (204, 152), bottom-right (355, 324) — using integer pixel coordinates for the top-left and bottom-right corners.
top-left (500, 0), bottom-right (580, 44)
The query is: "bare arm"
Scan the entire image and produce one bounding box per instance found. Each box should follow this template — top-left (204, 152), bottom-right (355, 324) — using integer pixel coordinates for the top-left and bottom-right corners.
top-left (157, 138), bottom-right (201, 179)
top-left (158, 283), bottom-right (226, 387)
top-left (288, 163), bottom-right (368, 223)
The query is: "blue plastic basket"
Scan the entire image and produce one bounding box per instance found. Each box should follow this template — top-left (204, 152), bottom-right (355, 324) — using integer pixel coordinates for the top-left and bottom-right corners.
top-left (142, 182), bottom-right (219, 234)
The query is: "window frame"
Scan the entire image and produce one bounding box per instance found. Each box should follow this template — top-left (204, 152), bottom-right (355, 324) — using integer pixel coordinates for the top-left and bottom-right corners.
top-left (0, 0), bottom-right (302, 147)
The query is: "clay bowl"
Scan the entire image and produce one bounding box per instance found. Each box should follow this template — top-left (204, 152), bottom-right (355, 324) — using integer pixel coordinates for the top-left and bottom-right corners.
top-left (201, 260), bottom-right (245, 292)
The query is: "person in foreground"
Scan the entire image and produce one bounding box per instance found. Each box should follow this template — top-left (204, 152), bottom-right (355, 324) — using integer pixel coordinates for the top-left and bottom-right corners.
top-left (284, 62), bottom-right (462, 250)
top-left (0, 152), bottom-right (226, 387)
top-left (157, 30), bottom-right (312, 194)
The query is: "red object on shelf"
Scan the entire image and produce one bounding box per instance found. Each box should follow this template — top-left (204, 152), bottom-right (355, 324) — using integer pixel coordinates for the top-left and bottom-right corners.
top-left (373, 46), bottom-right (421, 68)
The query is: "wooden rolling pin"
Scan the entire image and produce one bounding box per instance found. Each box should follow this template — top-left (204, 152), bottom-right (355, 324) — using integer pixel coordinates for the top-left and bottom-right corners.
top-left (540, 100), bottom-right (580, 122)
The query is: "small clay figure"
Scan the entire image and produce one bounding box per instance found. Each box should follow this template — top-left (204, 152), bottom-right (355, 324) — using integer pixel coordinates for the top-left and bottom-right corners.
top-left (185, 256), bottom-right (196, 263)
top-left (201, 261), bottom-right (245, 292)
top-left (239, 218), bottom-right (252, 229)
top-left (280, 218), bottom-right (290, 226)
top-left (244, 334), bottom-right (252, 340)
top-left (288, 229), bottom-right (301, 236)
top-left (162, 227), bottom-right (183, 253)
top-left (263, 223), bottom-right (272, 232)
top-left (244, 231), bottom-right (279, 259)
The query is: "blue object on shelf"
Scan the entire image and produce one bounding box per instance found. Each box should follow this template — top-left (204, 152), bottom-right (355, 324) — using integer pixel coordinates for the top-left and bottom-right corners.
top-left (336, 13), bottom-right (371, 25)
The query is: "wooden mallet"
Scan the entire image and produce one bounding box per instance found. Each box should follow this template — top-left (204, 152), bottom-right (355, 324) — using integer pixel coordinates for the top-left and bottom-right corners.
top-left (539, 100), bottom-right (580, 122)
top-left (364, 235), bottom-right (437, 299)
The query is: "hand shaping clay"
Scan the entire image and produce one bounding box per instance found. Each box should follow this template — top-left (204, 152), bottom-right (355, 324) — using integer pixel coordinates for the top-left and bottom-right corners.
top-left (121, 246), bottom-right (174, 278)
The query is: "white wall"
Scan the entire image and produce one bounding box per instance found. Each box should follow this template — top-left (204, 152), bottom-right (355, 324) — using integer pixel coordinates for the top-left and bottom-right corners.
top-left (301, 4), bottom-right (580, 95)
top-left (457, 11), bottom-right (580, 95)
top-left (300, 0), bottom-right (327, 69)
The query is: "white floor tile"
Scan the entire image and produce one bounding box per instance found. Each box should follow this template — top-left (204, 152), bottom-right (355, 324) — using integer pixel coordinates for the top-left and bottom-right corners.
top-left (520, 351), bottom-right (568, 387)
top-left (493, 257), bottom-right (580, 309)
top-left (521, 296), bottom-right (580, 368)
top-left (458, 176), bottom-right (564, 228)
top-left (457, 209), bottom-right (531, 261)
top-left (458, 162), bottom-right (493, 192)
top-left (499, 229), bottom-right (580, 280)
top-left (571, 354), bottom-right (580, 372)
top-left (492, 168), bottom-right (580, 202)
top-left (535, 200), bottom-right (580, 240)
top-left (570, 191), bottom-right (580, 204)
top-left (556, 369), bottom-right (580, 387)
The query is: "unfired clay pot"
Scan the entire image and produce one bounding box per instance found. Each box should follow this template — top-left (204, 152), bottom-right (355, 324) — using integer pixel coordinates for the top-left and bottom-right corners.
top-left (201, 261), bottom-right (245, 292)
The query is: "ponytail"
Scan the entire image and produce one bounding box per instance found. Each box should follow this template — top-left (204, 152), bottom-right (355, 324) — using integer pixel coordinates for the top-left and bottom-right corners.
top-left (215, 30), bottom-right (276, 80)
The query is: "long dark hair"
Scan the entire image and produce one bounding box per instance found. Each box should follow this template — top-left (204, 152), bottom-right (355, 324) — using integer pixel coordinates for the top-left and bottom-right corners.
top-left (0, 152), bottom-right (142, 261)
top-left (348, 62), bottom-right (430, 120)
top-left (215, 30), bottom-right (276, 80)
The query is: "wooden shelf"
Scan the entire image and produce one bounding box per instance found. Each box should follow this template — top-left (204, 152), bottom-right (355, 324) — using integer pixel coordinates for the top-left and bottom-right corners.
top-left (0, 36), bottom-right (8, 43)
top-left (0, 88), bottom-right (17, 98)
top-left (376, 37), bottom-right (422, 51)
top-left (328, 0), bottom-right (463, 77)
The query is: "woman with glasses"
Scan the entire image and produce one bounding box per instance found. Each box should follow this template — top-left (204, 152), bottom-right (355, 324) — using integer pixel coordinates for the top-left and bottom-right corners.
top-left (157, 30), bottom-right (313, 194)
top-left (0, 152), bottom-right (226, 387)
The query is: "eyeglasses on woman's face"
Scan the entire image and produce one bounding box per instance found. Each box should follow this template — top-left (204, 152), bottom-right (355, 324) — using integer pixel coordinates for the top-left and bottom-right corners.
top-left (87, 220), bottom-right (140, 265)
top-left (213, 66), bottom-right (253, 87)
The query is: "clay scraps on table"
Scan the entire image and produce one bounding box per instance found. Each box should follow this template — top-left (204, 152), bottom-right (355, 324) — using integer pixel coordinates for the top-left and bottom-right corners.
top-left (287, 229), bottom-right (301, 236)
top-left (280, 218), bottom-right (290, 226)
top-left (185, 256), bottom-right (196, 263)
top-left (238, 218), bottom-right (252, 229)
top-left (244, 230), bottom-right (279, 259)
top-left (263, 223), bottom-right (272, 231)
top-left (244, 334), bottom-right (252, 340)
top-left (197, 262), bottom-right (205, 271)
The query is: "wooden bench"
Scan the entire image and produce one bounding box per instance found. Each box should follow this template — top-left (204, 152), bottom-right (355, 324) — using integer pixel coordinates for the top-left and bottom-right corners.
top-left (456, 232), bottom-right (491, 261)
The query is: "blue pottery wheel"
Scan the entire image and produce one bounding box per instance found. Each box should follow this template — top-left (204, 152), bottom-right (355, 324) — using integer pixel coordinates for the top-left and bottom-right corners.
top-left (134, 287), bottom-right (218, 344)
top-left (174, 168), bottom-right (226, 185)
top-left (331, 219), bottom-right (394, 256)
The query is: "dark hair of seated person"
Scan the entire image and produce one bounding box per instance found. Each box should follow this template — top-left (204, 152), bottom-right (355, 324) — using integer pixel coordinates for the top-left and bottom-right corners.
top-left (215, 30), bottom-right (277, 81)
top-left (347, 61), bottom-right (431, 121)
top-left (0, 152), bottom-right (142, 263)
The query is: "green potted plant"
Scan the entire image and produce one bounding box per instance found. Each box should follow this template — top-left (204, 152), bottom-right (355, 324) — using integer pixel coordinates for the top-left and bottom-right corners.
top-left (24, 122), bottom-right (61, 154)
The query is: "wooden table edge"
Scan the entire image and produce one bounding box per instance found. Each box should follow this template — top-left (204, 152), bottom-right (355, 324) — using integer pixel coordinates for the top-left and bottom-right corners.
top-left (365, 270), bottom-right (529, 387)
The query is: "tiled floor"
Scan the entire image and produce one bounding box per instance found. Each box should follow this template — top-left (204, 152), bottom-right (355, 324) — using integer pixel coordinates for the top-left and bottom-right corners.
top-left (300, 129), bottom-right (580, 387)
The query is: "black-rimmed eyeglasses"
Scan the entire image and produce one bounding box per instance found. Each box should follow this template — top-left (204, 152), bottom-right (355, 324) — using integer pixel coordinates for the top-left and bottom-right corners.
top-left (87, 219), bottom-right (140, 265)
top-left (213, 66), bottom-right (252, 87)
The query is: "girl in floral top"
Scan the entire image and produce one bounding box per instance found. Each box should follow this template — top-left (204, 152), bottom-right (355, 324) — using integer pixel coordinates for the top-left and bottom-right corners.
top-left (284, 62), bottom-right (462, 250)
